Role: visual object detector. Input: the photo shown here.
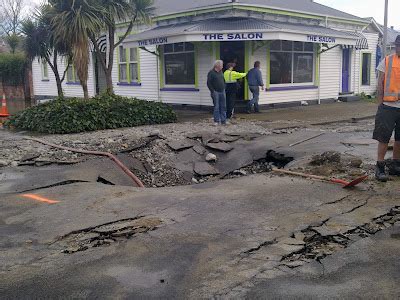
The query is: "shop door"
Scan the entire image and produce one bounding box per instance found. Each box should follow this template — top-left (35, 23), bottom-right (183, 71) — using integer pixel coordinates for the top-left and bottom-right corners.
top-left (342, 48), bottom-right (351, 93)
top-left (220, 41), bottom-right (245, 100)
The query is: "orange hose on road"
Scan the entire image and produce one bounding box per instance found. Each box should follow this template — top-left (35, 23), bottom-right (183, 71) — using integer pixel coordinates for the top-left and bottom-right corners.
top-left (26, 137), bottom-right (145, 188)
top-left (22, 194), bottom-right (60, 204)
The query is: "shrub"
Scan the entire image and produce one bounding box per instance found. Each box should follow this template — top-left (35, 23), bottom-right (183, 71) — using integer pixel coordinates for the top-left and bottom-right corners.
top-left (0, 52), bottom-right (26, 85)
top-left (5, 94), bottom-right (177, 134)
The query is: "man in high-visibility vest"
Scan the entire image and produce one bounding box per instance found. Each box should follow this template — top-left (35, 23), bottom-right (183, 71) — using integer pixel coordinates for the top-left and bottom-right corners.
top-left (224, 63), bottom-right (247, 121)
top-left (374, 35), bottom-right (400, 181)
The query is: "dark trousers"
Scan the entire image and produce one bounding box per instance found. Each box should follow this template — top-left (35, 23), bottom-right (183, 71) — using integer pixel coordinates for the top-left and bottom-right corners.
top-left (225, 83), bottom-right (237, 119)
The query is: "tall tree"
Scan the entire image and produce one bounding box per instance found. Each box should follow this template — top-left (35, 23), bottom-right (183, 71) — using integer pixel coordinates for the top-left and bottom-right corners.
top-left (0, 0), bottom-right (26, 52)
top-left (0, 0), bottom-right (24, 35)
top-left (21, 5), bottom-right (72, 97)
top-left (50, 0), bottom-right (103, 99)
top-left (89, 0), bottom-right (154, 93)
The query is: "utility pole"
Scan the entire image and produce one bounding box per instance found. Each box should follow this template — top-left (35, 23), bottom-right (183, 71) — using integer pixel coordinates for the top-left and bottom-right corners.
top-left (383, 0), bottom-right (389, 58)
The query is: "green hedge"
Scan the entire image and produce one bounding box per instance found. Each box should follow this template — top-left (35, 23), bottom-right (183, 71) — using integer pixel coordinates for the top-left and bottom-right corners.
top-left (0, 52), bottom-right (26, 85)
top-left (5, 94), bottom-right (177, 134)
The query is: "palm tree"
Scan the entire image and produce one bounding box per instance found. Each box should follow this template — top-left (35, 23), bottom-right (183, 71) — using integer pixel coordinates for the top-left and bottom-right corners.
top-left (21, 5), bottom-right (72, 97)
top-left (90, 0), bottom-right (154, 93)
top-left (50, 0), bottom-right (103, 99)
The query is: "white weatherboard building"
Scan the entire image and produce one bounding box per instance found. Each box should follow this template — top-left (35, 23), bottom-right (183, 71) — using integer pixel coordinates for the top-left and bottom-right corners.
top-left (32, 0), bottom-right (381, 107)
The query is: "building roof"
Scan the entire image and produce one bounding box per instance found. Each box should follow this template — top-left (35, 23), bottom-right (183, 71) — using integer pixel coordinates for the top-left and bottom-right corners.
top-left (131, 18), bottom-right (357, 40)
top-left (365, 17), bottom-right (400, 45)
top-left (152, 0), bottom-right (366, 22)
top-left (124, 17), bottom-right (366, 49)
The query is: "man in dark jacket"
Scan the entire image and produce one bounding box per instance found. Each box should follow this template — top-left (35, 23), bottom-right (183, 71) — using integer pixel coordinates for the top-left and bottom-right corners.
top-left (207, 60), bottom-right (227, 125)
top-left (247, 61), bottom-right (264, 113)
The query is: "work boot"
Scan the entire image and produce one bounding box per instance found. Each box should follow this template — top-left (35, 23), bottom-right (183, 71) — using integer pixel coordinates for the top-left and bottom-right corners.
top-left (375, 161), bottom-right (389, 182)
top-left (388, 159), bottom-right (400, 176)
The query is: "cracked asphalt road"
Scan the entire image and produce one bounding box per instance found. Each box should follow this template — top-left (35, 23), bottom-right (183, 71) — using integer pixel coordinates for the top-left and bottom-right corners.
top-left (1, 104), bottom-right (400, 299)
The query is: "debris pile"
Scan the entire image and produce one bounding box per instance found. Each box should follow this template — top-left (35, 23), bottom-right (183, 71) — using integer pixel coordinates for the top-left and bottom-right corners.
top-left (292, 151), bottom-right (368, 179)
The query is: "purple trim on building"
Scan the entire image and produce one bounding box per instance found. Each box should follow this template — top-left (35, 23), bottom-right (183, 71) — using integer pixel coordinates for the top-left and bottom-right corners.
top-left (160, 87), bottom-right (200, 92)
top-left (266, 85), bottom-right (318, 92)
top-left (66, 82), bottom-right (81, 85)
top-left (117, 82), bottom-right (142, 86)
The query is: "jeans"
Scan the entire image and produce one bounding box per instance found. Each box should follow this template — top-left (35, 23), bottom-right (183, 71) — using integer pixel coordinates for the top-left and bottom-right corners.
top-left (248, 86), bottom-right (260, 112)
top-left (211, 91), bottom-right (227, 124)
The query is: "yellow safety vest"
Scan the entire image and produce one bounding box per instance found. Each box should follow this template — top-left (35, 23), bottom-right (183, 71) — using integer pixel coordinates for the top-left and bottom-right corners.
top-left (224, 69), bottom-right (247, 84)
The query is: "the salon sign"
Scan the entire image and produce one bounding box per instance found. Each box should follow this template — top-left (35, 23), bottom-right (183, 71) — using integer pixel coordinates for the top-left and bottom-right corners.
top-left (202, 33), bottom-right (264, 41)
top-left (307, 35), bottom-right (336, 43)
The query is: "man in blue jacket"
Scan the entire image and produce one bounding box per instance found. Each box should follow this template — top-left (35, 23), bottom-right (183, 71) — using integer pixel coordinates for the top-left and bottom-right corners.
top-left (247, 61), bottom-right (264, 113)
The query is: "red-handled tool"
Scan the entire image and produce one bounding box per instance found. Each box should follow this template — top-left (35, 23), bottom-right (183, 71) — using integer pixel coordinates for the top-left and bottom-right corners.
top-left (272, 168), bottom-right (368, 188)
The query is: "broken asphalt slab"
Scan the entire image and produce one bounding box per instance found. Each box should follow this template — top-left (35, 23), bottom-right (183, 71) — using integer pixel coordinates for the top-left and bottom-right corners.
top-left (246, 225), bottom-right (400, 299)
top-left (0, 153), bottom-right (143, 194)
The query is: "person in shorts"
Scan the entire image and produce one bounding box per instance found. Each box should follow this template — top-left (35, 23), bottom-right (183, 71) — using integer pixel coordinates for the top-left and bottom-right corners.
top-left (373, 35), bottom-right (400, 181)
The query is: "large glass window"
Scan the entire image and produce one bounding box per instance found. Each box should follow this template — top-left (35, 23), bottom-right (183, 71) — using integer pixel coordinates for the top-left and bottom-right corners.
top-left (270, 41), bottom-right (315, 85)
top-left (164, 42), bottom-right (195, 85)
top-left (362, 53), bottom-right (371, 86)
top-left (119, 45), bottom-right (139, 83)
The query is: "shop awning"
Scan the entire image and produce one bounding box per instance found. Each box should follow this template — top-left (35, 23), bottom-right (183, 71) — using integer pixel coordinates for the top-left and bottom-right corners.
top-left (341, 32), bottom-right (369, 50)
top-left (123, 18), bottom-right (359, 48)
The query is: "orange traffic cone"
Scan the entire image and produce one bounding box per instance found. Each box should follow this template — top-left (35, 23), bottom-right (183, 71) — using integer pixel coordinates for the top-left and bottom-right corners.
top-left (0, 94), bottom-right (10, 117)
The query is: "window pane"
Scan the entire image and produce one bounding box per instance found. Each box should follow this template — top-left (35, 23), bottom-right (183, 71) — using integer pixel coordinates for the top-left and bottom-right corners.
top-left (164, 52), bottom-right (195, 85)
top-left (293, 53), bottom-right (314, 83)
top-left (294, 42), bottom-right (303, 52)
top-left (164, 44), bottom-right (173, 53)
top-left (270, 52), bottom-right (292, 84)
top-left (270, 40), bottom-right (281, 51)
top-left (130, 48), bottom-right (137, 62)
top-left (67, 66), bottom-right (74, 82)
top-left (362, 53), bottom-right (371, 85)
top-left (185, 42), bottom-right (194, 51)
top-left (304, 42), bottom-right (314, 52)
top-left (42, 62), bottom-right (48, 78)
top-left (119, 46), bottom-right (126, 63)
top-left (74, 68), bottom-right (79, 82)
top-left (119, 64), bottom-right (127, 81)
top-left (282, 40), bottom-right (292, 51)
top-left (174, 42), bottom-right (185, 52)
top-left (130, 63), bottom-right (138, 81)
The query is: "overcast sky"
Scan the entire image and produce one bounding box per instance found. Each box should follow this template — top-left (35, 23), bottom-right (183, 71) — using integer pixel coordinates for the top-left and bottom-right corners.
top-left (29, 0), bottom-right (400, 30)
top-left (315, 0), bottom-right (399, 29)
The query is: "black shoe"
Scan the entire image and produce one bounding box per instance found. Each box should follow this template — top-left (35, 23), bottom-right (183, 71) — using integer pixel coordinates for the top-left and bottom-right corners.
top-left (246, 110), bottom-right (251, 114)
top-left (388, 159), bottom-right (400, 176)
top-left (375, 161), bottom-right (389, 182)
